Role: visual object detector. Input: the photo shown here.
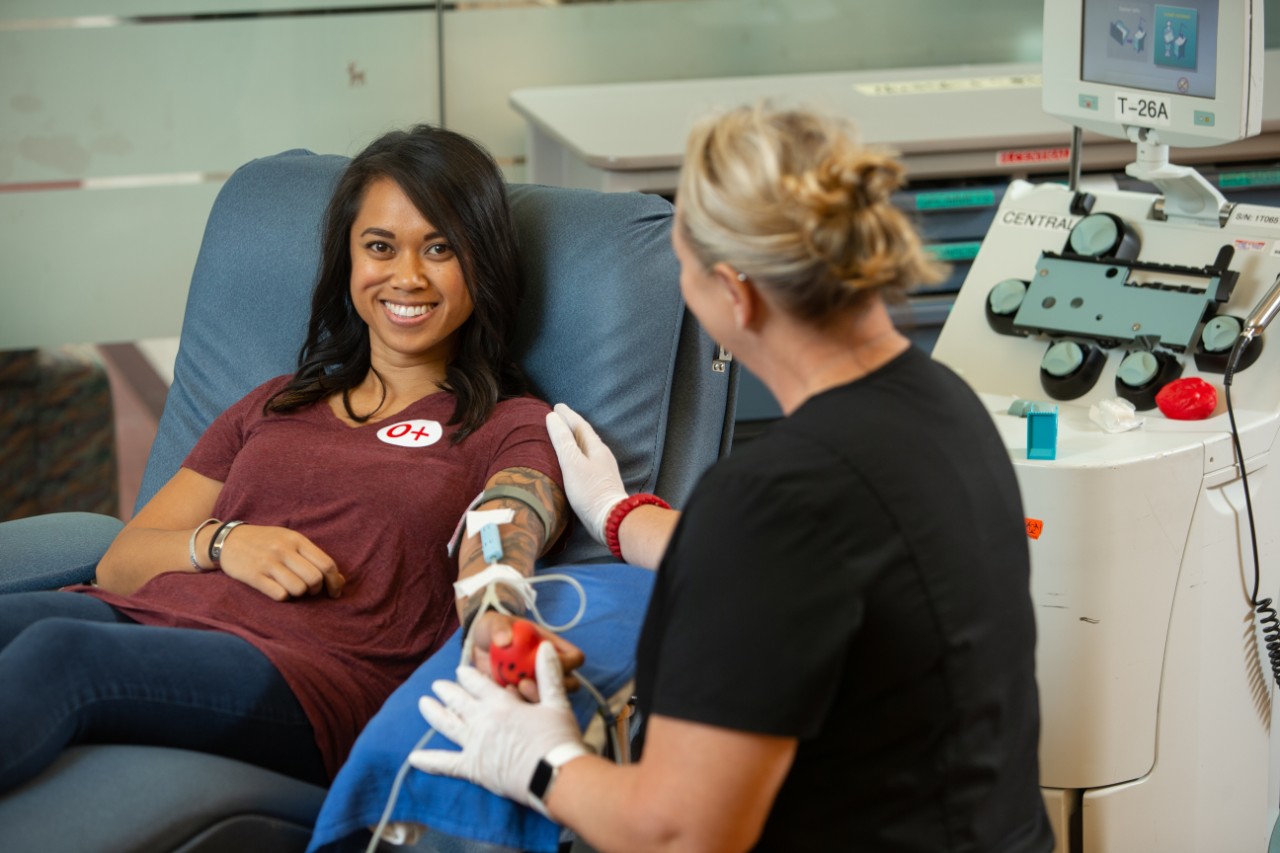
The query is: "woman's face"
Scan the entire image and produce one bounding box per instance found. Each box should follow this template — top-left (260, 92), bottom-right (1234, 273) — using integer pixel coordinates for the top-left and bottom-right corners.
top-left (349, 177), bottom-right (474, 375)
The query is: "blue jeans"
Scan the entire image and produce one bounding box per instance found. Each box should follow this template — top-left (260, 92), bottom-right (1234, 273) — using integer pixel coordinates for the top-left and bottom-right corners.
top-left (0, 591), bottom-right (328, 792)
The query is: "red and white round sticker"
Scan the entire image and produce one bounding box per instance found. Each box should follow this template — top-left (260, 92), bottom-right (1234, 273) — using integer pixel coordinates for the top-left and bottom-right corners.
top-left (376, 419), bottom-right (443, 448)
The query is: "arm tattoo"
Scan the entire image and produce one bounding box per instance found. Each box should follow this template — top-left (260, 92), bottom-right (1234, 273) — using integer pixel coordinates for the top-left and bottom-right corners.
top-left (456, 467), bottom-right (569, 613)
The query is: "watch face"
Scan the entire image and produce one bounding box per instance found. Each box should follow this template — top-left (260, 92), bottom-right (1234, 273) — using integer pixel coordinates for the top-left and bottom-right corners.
top-left (529, 758), bottom-right (555, 800)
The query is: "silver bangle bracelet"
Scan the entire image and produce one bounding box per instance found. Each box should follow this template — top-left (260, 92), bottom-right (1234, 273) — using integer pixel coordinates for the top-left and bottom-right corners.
top-left (189, 518), bottom-right (220, 572)
top-left (208, 520), bottom-right (245, 566)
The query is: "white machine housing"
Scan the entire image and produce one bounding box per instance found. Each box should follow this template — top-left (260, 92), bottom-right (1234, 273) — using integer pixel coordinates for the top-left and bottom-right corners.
top-left (936, 3), bottom-right (1276, 846)
top-left (933, 158), bottom-right (1280, 853)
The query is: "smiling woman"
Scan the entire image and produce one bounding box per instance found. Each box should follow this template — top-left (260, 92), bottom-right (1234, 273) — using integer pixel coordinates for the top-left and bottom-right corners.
top-left (341, 176), bottom-right (475, 425)
top-left (0, 124), bottom-right (572, 797)
top-left (267, 125), bottom-right (526, 444)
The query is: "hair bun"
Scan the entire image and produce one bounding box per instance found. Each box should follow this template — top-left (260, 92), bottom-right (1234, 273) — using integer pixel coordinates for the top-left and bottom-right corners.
top-left (677, 103), bottom-right (947, 318)
top-left (845, 153), bottom-right (904, 207)
top-left (782, 148), bottom-right (905, 230)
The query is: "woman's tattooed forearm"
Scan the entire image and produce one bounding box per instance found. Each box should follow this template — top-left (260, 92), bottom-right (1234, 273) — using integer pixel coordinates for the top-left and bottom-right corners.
top-left (456, 467), bottom-right (569, 581)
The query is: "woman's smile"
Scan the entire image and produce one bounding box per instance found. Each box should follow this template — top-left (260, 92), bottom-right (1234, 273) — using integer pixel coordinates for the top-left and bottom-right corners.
top-left (348, 176), bottom-right (475, 371)
top-left (381, 300), bottom-right (436, 323)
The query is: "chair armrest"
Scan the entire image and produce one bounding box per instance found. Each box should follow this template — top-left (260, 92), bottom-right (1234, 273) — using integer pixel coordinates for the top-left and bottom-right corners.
top-left (0, 745), bottom-right (325, 853)
top-left (0, 512), bottom-right (123, 594)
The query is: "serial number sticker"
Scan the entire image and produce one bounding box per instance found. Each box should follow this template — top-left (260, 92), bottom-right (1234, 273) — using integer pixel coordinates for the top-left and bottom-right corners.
top-left (1114, 92), bottom-right (1172, 126)
top-left (1231, 209), bottom-right (1280, 227)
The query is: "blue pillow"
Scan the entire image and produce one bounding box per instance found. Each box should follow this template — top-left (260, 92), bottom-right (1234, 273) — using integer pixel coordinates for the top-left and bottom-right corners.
top-left (307, 562), bottom-right (655, 853)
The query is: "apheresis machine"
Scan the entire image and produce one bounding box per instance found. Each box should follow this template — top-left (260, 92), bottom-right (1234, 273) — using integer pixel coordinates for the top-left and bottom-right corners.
top-left (931, 1), bottom-right (1279, 850)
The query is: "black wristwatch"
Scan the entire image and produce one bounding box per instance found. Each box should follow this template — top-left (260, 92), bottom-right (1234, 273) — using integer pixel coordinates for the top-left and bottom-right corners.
top-left (528, 743), bottom-right (587, 815)
top-left (529, 758), bottom-right (556, 802)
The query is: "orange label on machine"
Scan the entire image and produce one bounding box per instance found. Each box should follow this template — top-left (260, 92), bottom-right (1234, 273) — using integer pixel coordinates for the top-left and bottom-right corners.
top-left (1025, 518), bottom-right (1044, 540)
top-left (997, 147), bottom-right (1072, 166)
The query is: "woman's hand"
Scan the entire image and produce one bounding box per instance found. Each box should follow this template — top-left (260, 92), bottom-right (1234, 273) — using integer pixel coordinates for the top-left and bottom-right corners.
top-left (545, 404), bottom-right (629, 545)
top-left (469, 610), bottom-right (584, 702)
top-left (216, 524), bottom-right (345, 601)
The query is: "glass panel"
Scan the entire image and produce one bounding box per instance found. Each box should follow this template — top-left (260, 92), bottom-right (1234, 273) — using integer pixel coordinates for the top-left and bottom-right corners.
top-left (0, 13), bottom-right (439, 184)
top-left (0, 1), bottom-right (418, 21)
top-left (1, 10), bottom-right (439, 348)
top-left (0, 184), bottom-right (220, 349)
top-left (445, 0), bottom-right (1047, 174)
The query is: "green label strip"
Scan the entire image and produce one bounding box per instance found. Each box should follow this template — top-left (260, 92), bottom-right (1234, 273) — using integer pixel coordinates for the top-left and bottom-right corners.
top-left (915, 189), bottom-right (997, 211)
top-left (1218, 169), bottom-right (1280, 189)
top-left (926, 241), bottom-right (983, 262)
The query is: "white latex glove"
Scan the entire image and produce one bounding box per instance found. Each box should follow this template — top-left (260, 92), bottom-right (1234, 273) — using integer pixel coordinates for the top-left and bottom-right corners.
top-left (409, 641), bottom-right (588, 814)
top-left (545, 403), bottom-right (628, 545)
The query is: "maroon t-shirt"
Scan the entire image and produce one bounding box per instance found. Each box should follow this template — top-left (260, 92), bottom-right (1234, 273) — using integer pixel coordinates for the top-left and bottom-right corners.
top-left (81, 376), bottom-right (561, 777)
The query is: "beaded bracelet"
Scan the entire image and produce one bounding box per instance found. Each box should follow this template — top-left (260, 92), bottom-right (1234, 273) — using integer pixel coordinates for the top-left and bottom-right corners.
top-left (604, 494), bottom-right (671, 560)
top-left (188, 518), bottom-right (220, 572)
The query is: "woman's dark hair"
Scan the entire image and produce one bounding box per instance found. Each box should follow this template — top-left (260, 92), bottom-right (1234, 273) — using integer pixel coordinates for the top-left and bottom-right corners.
top-left (265, 124), bottom-right (528, 442)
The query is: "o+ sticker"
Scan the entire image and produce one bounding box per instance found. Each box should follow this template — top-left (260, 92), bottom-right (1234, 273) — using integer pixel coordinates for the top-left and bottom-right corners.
top-left (377, 419), bottom-right (443, 448)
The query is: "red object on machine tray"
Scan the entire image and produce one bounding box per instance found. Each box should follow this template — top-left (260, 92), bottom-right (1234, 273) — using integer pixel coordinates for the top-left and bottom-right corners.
top-left (1156, 377), bottom-right (1218, 420)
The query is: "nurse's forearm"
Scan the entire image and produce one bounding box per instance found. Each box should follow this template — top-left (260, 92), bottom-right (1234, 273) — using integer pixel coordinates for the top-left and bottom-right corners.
top-left (616, 505), bottom-right (680, 570)
top-left (545, 715), bottom-right (791, 853)
top-left (545, 756), bottom-right (688, 852)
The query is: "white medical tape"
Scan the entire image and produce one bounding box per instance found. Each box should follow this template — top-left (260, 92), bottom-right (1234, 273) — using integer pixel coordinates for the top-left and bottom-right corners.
top-left (465, 508), bottom-right (515, 538)
top-left (452, 563), bottom-right (537, 611)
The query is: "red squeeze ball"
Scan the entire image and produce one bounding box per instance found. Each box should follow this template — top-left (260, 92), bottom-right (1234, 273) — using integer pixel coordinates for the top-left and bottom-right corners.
top-left (490, 619), bottom-right (541, 687)
top-left (1155, 377), bottom-right (1218, 420)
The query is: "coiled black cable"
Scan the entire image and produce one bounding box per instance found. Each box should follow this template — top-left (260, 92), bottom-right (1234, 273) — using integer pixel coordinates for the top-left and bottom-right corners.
top-left (1224, 337), bottom-right (1280, 686)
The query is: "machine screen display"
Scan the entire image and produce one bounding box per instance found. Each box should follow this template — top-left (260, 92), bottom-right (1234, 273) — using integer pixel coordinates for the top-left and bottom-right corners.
top-left (1080, 0), bottom-right (1219, 98)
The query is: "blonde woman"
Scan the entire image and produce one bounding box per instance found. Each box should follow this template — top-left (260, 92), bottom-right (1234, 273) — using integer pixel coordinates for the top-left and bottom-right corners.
top-left (411, 105), bottom-right (1054, 853)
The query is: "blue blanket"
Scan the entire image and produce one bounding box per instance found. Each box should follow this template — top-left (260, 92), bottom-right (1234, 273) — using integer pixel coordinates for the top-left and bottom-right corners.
top-left (307, 562), bottom-right (655, 853)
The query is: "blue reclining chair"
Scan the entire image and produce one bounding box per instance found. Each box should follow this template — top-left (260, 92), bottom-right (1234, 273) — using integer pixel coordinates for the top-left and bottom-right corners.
top-left (0, 147), bottom-right (737, 852)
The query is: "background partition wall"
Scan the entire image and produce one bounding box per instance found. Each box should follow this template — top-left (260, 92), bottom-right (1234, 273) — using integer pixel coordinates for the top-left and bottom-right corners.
top-left (3, 1), bottom-right (1279, 349)
top-left (2, 0), bottom-right (1061, 351)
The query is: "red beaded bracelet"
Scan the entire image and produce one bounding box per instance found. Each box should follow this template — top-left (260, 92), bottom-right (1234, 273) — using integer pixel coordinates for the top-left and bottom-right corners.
top-left (604, 493), bottom-right (671, 560)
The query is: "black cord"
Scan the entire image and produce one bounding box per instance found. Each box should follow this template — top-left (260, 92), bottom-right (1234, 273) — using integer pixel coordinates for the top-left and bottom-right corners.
top-left (1224, 338), bottom-right (1280, 686)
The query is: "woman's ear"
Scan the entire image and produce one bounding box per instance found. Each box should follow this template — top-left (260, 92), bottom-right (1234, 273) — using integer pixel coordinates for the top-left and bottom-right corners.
top-left (712, 263), bottom-right (760, 331)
